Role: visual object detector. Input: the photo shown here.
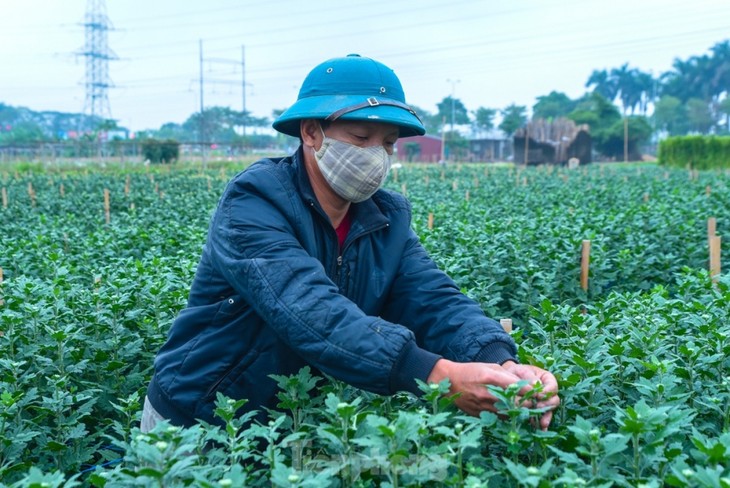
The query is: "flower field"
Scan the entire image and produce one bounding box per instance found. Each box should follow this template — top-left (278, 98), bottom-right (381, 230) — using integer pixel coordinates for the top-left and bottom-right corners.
top-left (1, 162), bottom-right (729, 487)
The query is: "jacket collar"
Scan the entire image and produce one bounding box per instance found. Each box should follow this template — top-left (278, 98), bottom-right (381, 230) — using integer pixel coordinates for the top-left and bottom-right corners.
top-left (293, 145), bottom-right (390, 232)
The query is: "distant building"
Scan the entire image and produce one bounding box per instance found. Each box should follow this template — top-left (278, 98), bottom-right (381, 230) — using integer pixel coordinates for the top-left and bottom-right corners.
top-left (395, 135), bottom-right (442, 163)
top-left (468, 129), bottom-right (512, 162)
top-left (513, 118), bottom-right (591, 165)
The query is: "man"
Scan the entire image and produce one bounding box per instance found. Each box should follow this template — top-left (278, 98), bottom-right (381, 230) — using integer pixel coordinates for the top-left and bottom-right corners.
top-left (143, 54), bottom-right (559, 433)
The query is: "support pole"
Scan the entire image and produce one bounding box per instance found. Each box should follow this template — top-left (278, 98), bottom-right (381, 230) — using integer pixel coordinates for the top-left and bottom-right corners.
top-left (710, 236), bottom-right (721, 282)
top-left (580, 240), bottom-right (591, 292)
top-left (104, 188), bottom-right (110, 224)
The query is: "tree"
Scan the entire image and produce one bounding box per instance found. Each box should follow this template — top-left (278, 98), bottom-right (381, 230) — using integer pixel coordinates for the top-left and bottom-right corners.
top-left (585, 69), bottom-right (618, 102)
top-left (718, 97), bottom-right (730, 133)
top-left (532, 91), bottom-right (575, 120)
top-left (653, 96), bottom-right (686, 135)
top-left (686, 98), bottom-right (714, 133)
top-left (471, 107), bottom-right (497, 137)
top-left (595, 116), bottom-right (652, 161)
top-left (436, 96), bottom-right (469, 132)
top-left (499, 104), bottom-right (527, 136)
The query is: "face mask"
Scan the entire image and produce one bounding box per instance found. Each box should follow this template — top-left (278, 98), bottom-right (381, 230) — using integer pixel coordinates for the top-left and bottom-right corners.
top-left (314, 129), bottom-right (392, 203)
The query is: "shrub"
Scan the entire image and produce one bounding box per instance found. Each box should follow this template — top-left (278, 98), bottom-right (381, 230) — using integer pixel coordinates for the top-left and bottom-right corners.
top-left (141, 138), bottom-right (180, 164)
top-left (659, 135), bottom-right (730, 169)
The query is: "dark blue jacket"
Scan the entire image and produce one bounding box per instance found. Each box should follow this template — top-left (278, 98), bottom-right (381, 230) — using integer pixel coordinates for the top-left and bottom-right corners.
top-left (147, 148), bottom-right (516, 427)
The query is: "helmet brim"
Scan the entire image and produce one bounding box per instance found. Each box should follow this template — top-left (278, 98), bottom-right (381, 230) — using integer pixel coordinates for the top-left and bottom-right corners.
top-left (273, 94), bottom-right (426, 138)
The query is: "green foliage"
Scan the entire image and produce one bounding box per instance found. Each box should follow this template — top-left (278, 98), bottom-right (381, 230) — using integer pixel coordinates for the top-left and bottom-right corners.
top-left (594, 116), bottom-right (653, 161)
top-left (1, 164), bottom-right (730, 486)
top-left (532, 91), bottom-right (576, 121)
top-left (140, 138), bottom-right (180, 164)
top-left (659, 135), bottom-right (730, 169)
top-left (499, 104), bottom-right (528, 136)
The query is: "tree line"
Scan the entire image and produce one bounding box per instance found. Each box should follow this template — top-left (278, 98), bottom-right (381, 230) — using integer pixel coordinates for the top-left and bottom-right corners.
top-left (1, 40), bottom-right (728, 160)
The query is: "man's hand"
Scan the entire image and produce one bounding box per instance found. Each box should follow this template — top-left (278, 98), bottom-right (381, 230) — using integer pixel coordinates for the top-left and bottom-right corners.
top-left (427, 359), bottom-right (560, 430)
top-left (502, 360), bottom-right (560, 431)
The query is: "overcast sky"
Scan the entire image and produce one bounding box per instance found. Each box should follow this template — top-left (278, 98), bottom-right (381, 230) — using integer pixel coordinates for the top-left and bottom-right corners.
top-left (1, 0), bottom-right (729, 133)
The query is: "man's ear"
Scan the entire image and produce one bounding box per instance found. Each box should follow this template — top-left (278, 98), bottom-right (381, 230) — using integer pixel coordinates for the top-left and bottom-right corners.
top-left (300, 119), bottom-right (321, 148)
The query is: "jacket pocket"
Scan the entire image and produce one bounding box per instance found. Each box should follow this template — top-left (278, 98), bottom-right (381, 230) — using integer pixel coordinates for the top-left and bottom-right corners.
top-left (213, 294), bottom-right (249, 319)
top-left (199, 346), bottom-right (258, 407)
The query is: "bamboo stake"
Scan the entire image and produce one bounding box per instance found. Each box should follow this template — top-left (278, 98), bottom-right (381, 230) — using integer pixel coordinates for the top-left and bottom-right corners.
top-left (710, 236), bottom-right (721, 282)
top-left (580, 240), bottom-right (591, 291)
top-left (28, 182), bottom-right (36, 207)
top-left (1, 187), bottom-right (6, 208)
top-left (104, 188), bottom-right (110, 224)
top-left (427, 213), bottom-right (434, 230)
top-left (500, 318), bottom-right (513, 333)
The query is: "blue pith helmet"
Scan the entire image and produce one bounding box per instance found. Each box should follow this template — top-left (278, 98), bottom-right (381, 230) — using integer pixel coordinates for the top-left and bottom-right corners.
top-left (273, 54), bottom-right (426, 138)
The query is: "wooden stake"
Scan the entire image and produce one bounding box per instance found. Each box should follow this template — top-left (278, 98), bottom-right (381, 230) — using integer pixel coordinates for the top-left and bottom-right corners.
top-left (427, 212), bottom-right (434, 230)
top-left (401, 183), bottom-right (407, 197)
top-left (1, 187), bottom-right (7, 209)
top-left (0, 266), bottom-right (4, 307)
top-left (59, 183), bottom-right (65, 198)
top-left (706, 185), bottom-right (711, 197)
top-left (424, 175), bottom-right (430, 187)
top-left (643, 192), bottom-right (649, 203)
top-left (125, 175), bottom-right (131, 196)
top-left (580, 240), bottom-right (591, 291)
top-left (392, 167), bottom-right (398, 183)
top-left (710, 235), bottom-right (721, 282)
top-left (473, 176), bottom-right (479, 188)
top-left (452, 180), bottom-right (458, 191)
top-left (708, 217), bottom-right (717, 241)
top-left (465, 190), bottom-right (470, 201)
top-left (28, 182), bottom-right (36, 207)
top-left (500, 318), bottom-right (513, 333)
top-left (104, 188), bottom-right (110, 224)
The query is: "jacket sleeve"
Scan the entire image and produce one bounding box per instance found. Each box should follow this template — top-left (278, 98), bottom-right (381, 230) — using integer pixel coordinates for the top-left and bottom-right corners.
top-left (206, 166), bottom-right (440, 396)
top-left (381, 226), bottom-right (517, 366)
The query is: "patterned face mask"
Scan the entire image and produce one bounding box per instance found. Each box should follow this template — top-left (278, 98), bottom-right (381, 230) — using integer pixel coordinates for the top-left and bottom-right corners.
top-left (314, 128), bottom-right (392, 203)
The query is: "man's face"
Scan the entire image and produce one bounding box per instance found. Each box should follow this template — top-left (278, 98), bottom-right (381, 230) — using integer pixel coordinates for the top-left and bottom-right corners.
top-left (322, 120), bottom-right (400, 156)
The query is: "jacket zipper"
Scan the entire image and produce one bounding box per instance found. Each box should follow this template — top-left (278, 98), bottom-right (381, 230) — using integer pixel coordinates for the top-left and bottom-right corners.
top-left (309, 199), bottom-right (389, 288)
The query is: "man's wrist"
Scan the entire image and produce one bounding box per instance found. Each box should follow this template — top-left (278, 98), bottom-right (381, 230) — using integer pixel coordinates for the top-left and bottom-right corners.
top-left (427, 358), bottom-right (453, 384)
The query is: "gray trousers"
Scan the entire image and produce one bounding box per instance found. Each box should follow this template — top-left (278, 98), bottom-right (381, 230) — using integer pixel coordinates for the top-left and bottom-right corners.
top-left (140, 395), bottom-right (166, 433)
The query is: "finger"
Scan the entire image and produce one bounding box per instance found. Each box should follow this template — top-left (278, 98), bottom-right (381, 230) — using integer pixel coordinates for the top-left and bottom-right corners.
top-left (540, 410), bottom-right (554, 431)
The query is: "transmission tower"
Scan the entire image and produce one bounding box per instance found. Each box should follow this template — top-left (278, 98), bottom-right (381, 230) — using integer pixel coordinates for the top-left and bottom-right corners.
top-left (80, 0), bottom-right (116, 124)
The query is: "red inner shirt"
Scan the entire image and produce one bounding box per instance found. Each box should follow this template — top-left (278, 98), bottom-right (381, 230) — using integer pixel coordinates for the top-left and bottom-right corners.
top-left (335, 210), bottom-right (352, 251)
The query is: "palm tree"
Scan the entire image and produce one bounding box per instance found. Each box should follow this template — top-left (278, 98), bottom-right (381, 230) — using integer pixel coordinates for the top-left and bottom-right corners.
top-left (585, 69), bottom-right (618, 102)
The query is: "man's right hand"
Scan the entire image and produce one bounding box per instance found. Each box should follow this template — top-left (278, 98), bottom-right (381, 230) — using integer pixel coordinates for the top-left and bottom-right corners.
top-left (426, 358), bottom-right (559, 429)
